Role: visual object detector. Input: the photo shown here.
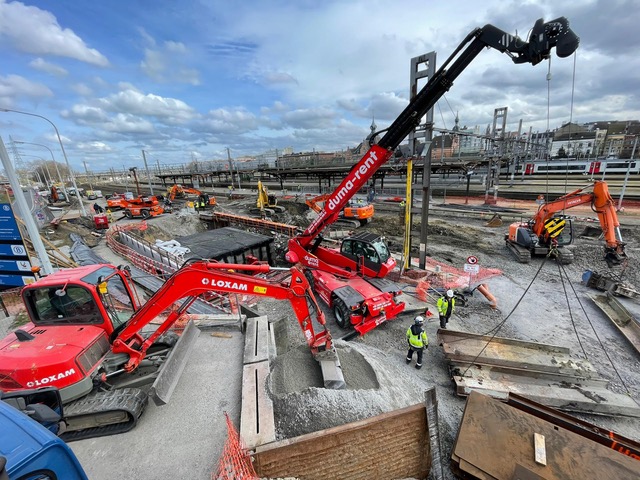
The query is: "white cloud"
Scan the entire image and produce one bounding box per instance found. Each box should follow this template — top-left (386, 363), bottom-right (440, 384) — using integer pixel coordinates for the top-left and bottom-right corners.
top-left (29, 58), bottom-right (68, 77)
top-left (76, 141), bottom-right (112, 152)
top-left (0, 74), bottom-right (53, 103)
top-left (71, 83), bottom-right (93, 97)
top-left (103, 114), bottom-right (155, 134)
top-left (0, 0), bottom-right (109, 66)
top-left (97, 89), bottom-right (196, 123)
top-left (140, 38), bottom-right (200, 85)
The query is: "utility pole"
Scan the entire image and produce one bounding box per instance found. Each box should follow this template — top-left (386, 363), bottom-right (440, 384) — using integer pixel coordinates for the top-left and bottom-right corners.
top-left (83, 161), bottom-right (94, 191)
top-left (618, 136), bottom-right (638, 211)
top-left (0, 137), bottom-right (53, 274)
top-left (227, 148), bottom-right (235, 189)
top-left (142, 150), bottom-right (154, 195)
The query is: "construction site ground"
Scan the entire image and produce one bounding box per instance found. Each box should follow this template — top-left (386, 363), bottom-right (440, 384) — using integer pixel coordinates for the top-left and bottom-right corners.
top-left (24, 190), bottom-right (640, 478)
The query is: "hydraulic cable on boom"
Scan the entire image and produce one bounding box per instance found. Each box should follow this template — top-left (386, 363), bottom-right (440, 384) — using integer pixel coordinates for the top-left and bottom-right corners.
top-left (285, 17), bottom-right (579, 336)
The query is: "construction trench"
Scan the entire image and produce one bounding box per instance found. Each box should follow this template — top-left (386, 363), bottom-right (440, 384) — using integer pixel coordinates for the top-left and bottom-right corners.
top-left (34, 190), bottom-right (640, 479)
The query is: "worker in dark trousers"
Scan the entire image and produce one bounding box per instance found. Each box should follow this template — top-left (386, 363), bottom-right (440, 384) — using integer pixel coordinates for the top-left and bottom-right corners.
top-left (406, 316), bottom-right (428, 370)
top-left (437, 289), bottom-right (456, 329)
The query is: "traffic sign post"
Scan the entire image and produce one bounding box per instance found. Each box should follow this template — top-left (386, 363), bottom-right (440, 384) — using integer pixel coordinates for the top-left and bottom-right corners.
top-left (0, 203), bottom-right (35, 287)
top-left (465, 255), bottom-right (480, 287)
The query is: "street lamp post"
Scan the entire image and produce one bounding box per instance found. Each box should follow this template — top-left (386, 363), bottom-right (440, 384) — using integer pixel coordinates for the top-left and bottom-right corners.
top-left (1, 108), bottom-right (87, 215)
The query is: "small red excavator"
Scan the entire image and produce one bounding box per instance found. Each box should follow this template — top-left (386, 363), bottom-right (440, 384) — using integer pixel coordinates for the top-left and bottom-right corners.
top-left (0, 261), bottom-right (343, 441)
top-left (505, 181), bottom-right (626, 266)
top-left (306, 193), bottom-right (374, 228)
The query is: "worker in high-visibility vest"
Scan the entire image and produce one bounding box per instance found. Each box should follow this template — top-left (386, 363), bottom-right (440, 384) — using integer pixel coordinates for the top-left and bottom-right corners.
top-left (406, 316), bottom-right (428, 370)
top-left (437, 289), bottom-right (456, 329)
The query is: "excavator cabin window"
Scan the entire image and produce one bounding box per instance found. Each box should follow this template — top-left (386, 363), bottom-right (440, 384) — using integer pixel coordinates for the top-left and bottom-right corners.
top-left (26, 286), bottom-right (101, 325)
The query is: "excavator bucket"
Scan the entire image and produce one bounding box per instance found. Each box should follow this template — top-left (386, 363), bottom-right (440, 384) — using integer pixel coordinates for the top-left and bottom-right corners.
top-left (315, 347), bottom-right (346, 390)
top-left (149, 321), bottom-right (201, 406)
top-left (485, 213), bottom-right (503, 227)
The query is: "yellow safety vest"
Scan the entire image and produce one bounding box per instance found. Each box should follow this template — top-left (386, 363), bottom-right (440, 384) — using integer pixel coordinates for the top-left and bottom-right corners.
top-left (437, 296), bottom-right (455, 315)
top-left (406, 326), bottom-right (428, 349)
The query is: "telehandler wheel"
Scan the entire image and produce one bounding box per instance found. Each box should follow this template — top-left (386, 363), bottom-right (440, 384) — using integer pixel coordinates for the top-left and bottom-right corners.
top-left (333, 298), bottom-right (352, 329)
top-left (304, 269), bottom-right (315, 289)
top-left (141, 209), bottom-right (151, 219)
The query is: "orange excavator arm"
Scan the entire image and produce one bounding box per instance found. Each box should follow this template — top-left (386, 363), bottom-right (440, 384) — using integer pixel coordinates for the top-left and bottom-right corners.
top-left (532, 180), bottom-right (625, 264)
top-left (305, 193), bottom-right (330, 213)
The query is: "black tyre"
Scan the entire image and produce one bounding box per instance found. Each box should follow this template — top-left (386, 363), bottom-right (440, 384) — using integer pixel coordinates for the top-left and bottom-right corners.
top-left (124, 210), bottom-right (133, 219)
top-left (333, 298), bottom-right (351, 329)
top-left (304, 269), bottom-right (315, 289)
top-left (141, 209), bottom-right (151, 219)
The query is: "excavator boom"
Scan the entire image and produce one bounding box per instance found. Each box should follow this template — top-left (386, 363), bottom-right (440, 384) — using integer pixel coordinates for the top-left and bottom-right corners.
top-left (508, 181), bottom-right (626, 266)
top-left (287, 17), bottom-right (579, 269)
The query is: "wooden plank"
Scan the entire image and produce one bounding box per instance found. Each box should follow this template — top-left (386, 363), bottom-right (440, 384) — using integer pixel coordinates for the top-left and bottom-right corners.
top-left (453, 392), bottom-right (640, 479)
top-left (243, 316), bottom-right (270, 364)
top-left (439, 329), bottom-right (598, 377)
top-left (589, 294), bottom-right (640, 355)
top-left (240, 360), bottom-right (275, 449)
top-left (451, 366), bottom-right (640, 418)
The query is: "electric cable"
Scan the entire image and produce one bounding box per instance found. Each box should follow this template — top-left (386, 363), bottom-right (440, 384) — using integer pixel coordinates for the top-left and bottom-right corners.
top-left (457, 256), bottom-right (548, 376)
top-left (558, 262), bottom-right (639, 405)
top-left (556, 260), bottom-right (588, 359)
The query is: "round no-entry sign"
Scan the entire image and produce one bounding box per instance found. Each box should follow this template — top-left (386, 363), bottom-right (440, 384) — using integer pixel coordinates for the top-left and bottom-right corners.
top-left (466, 255), bottom-right (478, 264)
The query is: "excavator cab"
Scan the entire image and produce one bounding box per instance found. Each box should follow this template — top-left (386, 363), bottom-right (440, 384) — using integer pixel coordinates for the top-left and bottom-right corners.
top-left (340, 232), bottom-right (392, 275)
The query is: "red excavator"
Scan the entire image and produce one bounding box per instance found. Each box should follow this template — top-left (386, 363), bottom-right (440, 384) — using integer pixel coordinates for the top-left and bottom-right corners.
top-left (506, 181), bottom-right (626, 266)
top-left (306, 193), bottom-right (374, 228)
top-left (0, 261), bottom-right (343, 441)
top-left (285, 17), bottom-right (579, 337)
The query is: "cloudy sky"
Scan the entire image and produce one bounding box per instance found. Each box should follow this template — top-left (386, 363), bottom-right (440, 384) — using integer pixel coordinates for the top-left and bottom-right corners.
top-left (1, 0), bottom-right (638, 172)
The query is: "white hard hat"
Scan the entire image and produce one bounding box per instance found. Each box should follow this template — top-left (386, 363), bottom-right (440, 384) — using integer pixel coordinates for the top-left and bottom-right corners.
top-left (414, 316), bottom-right (424, 325)
top-left (446, 289), bottom-right (454, 298)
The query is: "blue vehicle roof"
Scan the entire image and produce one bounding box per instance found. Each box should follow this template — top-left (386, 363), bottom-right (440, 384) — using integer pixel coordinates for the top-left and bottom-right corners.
top-left (0, 400), bottom-right (87, 479)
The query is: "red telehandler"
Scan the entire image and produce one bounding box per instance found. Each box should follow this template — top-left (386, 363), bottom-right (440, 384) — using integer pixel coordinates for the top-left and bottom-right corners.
top-left (0, 261), bottom-right (343, 441)
top-left (506, 180), bottom-right (626, 266)
top-left (286, 17), bottom-right (579, 338)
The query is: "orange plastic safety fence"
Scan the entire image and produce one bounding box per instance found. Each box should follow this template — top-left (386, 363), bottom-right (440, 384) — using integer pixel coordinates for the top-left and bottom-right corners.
top-left (213, 413), bottom-right (258, 480)
top-left (415, 257), bottom-right (502, 302)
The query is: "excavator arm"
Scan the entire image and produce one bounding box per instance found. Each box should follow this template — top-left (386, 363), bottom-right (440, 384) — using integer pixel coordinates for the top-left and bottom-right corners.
top-left (109, 261), bottom-right (343, 386)
top-left (532, 181), bottom-right (626, 265)
top-left (287, 17), bottom-right (579, 267)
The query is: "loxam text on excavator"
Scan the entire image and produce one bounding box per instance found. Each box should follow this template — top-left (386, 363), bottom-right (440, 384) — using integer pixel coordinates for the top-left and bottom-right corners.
top-left (0, 261), bottom-right (344, 441)
top-left (305, 193), bottom-right (374, 229)
top-left (505, 180), bottom-right (626, 266)
top-left (249, 180), bottom-right (285, 217)
top-left (285, 17), bottom-right (579, 338)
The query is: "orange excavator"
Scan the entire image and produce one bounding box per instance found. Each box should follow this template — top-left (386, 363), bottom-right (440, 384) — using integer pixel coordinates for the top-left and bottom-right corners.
top-left (167, 185), bottom-right (216, 206)
top-left (505, 181), bottom-right (626, 266)
top-left (306, 193), bottom-right (374, 228)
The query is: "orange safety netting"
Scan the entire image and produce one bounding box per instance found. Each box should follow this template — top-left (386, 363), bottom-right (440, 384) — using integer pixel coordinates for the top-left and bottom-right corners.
top-left (213, 413), bottom-right (257, 480)
top-left (414, 257), bottom-right (502, 302)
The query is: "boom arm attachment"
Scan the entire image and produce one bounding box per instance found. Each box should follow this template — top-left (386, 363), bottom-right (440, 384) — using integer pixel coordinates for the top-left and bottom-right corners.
top-left (111, 262), bottom-right (336, 375)
top-left (287, 17), bottom-right (579, 265)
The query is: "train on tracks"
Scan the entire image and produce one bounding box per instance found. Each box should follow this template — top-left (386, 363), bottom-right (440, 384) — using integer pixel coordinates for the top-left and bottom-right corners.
top-left (519, 158), bottom-right (640, 176)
